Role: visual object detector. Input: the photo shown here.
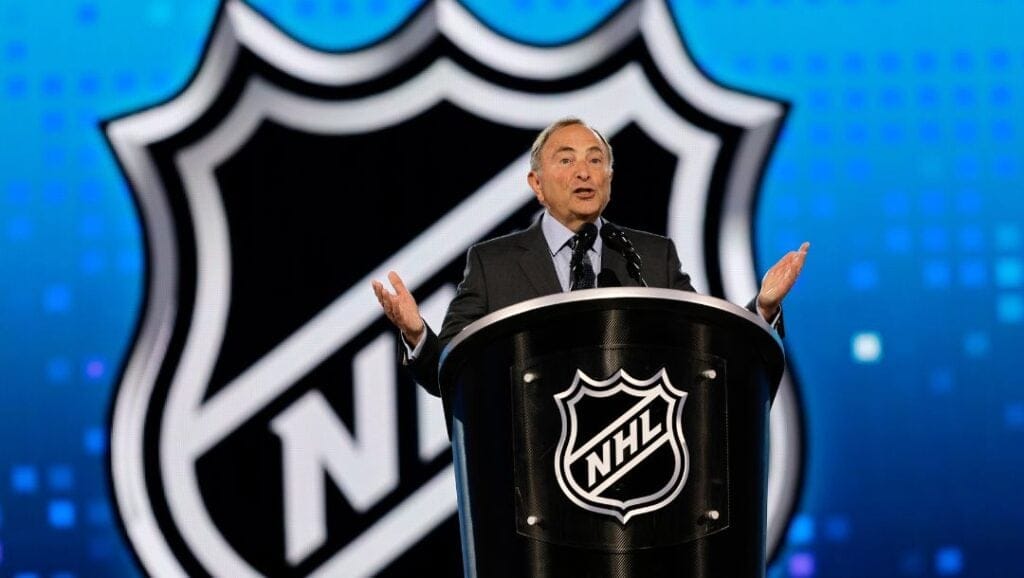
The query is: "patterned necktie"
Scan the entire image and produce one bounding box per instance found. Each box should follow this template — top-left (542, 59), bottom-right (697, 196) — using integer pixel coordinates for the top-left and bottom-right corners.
top-left (569, 233), bottom-right (596, 290)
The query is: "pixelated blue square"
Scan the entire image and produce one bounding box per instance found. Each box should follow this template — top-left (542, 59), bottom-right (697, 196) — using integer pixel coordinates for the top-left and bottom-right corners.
top-left (900, 551), bottom-right (926, 575)
top-left (918, 121), bottom-right (941, 142)
top-left (958, 260), bottom-right (986, 287)
top-left (4, 180), bottom-right (31, 204)
top-left (47, 357), bottom-right (72, 383)
top-left (11, 465), bottom-right (38, 493)
top-left (331, 0), bottom-right (354, 16)
top-left (80, 250), bottom-right (106, 275)
top-left (958, 227), bottom-right (984, 251)
top-left (6, 216), bottom-right (32, 241)
top-left (953, 156), bottom-right (980, 181)
top-left (935, 546), bottom-right (963, 575)
top-left (47, 465), bottom-right (74, 491)
top-left (952, 50), bottom-right (973, 71)
top-left (1005, 403), bottom-right (1024, 430)
top-left (989, 49), bottom-right (1010, 69)
top-left (996, 225), bottom-right (1021, 250)
top-left (883, 191), bottom-right (910, 216)
top-left (83, 426), bottom-right (106, 455)
top-left (990, 85), bottom-right (1011, 107)
top-left (886, 228), bottom-right (912, 253)
top-left (48, 500), bottom-right (76, 528)
top-left (807, 89), bottom-right (829, 110)
top-left (824, 516), bottom-right (850, 541)
top-left (997, 294), bottom-right (1023, 323)
top-left (929, 368), bottom-right (955, 395)
top-left (963, 332), bottom-right (989, 358)
top-left (848, 262), bottom-right (878, 290)
top-left (806, 54), bottom-right (827, 75)
top-left (922, 227), bottom-right (949, 252)
top-left (992, 120), bottom-right (1013, 141)
top-left (811, 195), bottom-right (835, 219)
top-left (923, 261), bottom-right (951, 289)
top-left (994, 155), bottom-right (1019, 179)
top-left (995, 258), bottom-right (1022, 288)
top-left (842, 52), bottom-right (865, 74)
top-left (42, 181), bottom-right (69, 204)
top-left (845, 158), bottom-right (871, 181)
top-left (845, 124), bottom-right (867, 143)
top-left (914, 51), bottom-right (936, 72)
top-left (844, 89), bottom-right (866, 109)
top-left (955, 189), bottom-right (982, 214)
top-left (5, 76), bottom-right (28, 97)
top-left (41, 74), bottom-right (64, 96)
top-left (89, 536), bottom-right (115, 559)
top-left (878, 52), bottom-right (900, 73)
top-left (87, 500), bottom-right (112, 526)
top-left (917, 86), bottom-right (939, 107)
top-left (787, 514), bottom-right (815, 545)
top-left (43, 284), bottom-right (73, 313)
top-left (954, 121), bottom-right (977, 142)
top-left (77, 2), bottom-right (98, 23)
top-left (787, 552), bottom-right (815, 577)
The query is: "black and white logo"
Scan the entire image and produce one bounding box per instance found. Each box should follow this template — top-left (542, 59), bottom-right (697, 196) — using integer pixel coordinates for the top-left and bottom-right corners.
top-left (105, 0), bottom-right (802, 575)
top-left (554, 369), bottom-right (688, 524)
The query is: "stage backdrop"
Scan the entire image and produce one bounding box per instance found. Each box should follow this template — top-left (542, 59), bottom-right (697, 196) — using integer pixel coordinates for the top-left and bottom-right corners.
top-left (1, 1), bottom-right (1022, 577)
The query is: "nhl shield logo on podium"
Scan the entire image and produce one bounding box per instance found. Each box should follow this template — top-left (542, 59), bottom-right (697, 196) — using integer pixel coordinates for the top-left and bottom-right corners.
top-left (553, 368), bottom-right (689, 525)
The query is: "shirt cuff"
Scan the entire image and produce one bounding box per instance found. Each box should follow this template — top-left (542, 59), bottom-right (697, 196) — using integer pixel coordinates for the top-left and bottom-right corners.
top-left (403, 326), bottom-right (427, 361)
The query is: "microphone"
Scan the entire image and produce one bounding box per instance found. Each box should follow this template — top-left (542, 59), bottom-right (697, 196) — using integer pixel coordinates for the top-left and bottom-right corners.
top-left (570, 222), bottom-right (598, 268)
top-left (600, 222), bottom-right (647, 287)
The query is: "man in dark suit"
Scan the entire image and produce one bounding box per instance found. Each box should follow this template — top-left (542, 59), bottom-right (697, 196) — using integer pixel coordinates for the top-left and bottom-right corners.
top-left (373, 117), bottom-right (809, 396)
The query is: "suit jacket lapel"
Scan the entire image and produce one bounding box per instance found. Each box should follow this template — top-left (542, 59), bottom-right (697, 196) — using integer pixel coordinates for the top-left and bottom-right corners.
top-left (517, 220), bottom-right (562, 297)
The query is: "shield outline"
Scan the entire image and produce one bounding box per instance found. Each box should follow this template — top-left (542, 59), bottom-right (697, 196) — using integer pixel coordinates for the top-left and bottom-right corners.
top-left (103, 0), bottom-right (803, 575)
top-left (553, 368), bottom-right (689, 524)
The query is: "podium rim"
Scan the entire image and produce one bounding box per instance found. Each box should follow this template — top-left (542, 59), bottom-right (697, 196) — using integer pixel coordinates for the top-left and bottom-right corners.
top-left (441, 287), bottom-right (783, 370)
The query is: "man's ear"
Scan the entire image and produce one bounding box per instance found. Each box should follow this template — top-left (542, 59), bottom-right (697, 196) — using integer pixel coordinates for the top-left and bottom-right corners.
top-left (527, 170), bottom-right (545, 204)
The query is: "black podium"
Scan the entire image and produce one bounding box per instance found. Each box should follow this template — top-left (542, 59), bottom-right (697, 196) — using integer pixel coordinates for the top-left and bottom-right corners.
top-left (437, 288), bottom-right (785, 577)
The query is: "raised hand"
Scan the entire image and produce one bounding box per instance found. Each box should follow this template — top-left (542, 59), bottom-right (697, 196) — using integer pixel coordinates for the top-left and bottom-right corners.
top-left (757, 242), bottom-right (810, 320)
top-left (371, 271), bottom-right (426, 345)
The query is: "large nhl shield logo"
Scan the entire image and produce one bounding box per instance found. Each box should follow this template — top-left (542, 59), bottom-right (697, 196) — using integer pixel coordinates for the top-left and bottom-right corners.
top-left (105, 0), bottom-right (802, 575)
top-left (554, 369), bottom-right (689, 524)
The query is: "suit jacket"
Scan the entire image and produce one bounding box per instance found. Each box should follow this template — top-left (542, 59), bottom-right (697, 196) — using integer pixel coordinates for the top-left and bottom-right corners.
top-left (406, 218), bottom-right (703, 396)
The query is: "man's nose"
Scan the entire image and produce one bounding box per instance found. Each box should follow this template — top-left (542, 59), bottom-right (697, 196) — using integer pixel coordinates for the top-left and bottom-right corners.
top-left (574, 165), bottom-right (591, 180)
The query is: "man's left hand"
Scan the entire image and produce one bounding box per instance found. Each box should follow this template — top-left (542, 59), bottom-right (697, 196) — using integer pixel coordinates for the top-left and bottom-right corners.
top-left (757, 241), bottom-right (810, 321)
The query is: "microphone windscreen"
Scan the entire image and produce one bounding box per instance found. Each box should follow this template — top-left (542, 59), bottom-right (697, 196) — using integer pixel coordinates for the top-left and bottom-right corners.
top-left (578, 222), bottom-right (598, 250)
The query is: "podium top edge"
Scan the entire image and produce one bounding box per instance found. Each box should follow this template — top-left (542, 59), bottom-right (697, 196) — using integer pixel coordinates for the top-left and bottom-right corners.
top-left (442, 287), bottom-right (782, 363)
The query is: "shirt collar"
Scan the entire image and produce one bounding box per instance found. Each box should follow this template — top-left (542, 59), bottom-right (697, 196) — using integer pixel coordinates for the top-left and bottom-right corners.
top-left (541, 211), bottom-right (603, 256)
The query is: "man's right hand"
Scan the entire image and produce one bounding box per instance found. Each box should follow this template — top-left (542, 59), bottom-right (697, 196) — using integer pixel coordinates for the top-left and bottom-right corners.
top-left (371, 271), bottom-right (425, 345)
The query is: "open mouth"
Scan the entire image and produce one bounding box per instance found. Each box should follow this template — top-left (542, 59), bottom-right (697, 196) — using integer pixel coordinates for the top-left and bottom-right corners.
top-left (573, 188), bottom-right (596, 198)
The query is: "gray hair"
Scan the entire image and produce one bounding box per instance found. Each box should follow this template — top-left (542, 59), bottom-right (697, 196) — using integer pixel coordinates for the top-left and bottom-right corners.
top-left (529, 117), bottom-right (614, 173)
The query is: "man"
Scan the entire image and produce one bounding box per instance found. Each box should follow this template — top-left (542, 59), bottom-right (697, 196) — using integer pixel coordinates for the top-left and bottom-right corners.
top-left (373, 117), bottom-right (809, 396)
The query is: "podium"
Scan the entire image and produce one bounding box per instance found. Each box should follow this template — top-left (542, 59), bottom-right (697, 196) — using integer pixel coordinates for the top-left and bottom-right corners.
top-left (438, 288), bottom-right (785, 577)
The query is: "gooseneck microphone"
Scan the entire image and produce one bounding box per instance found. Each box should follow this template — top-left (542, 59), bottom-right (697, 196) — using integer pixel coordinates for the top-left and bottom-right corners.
top-left (569, 222), bottom-right (599, 287)
top-left (600, 222), bottom-right (648, 287)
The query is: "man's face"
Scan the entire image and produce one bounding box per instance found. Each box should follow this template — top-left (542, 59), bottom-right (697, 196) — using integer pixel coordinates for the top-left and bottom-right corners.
top-left (528, 123), bottom-right (613, 231)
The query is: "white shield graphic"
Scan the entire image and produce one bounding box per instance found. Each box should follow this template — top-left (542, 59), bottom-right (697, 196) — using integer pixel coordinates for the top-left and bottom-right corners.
top-left (105, 0), bottom-right (802, 575)
top-left (554, 369), bottom-right (689, 524)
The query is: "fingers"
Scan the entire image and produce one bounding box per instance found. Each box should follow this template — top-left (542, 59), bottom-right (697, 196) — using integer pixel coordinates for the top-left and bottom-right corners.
top-left (371, 280), bottom-right (386, 307)
top-left (387, 271), bottom-right (408, 295)
top-left (371, 280), bottom-right (392, 316)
